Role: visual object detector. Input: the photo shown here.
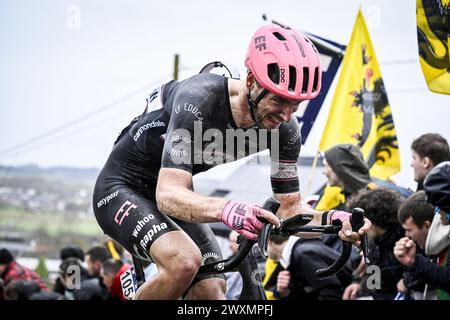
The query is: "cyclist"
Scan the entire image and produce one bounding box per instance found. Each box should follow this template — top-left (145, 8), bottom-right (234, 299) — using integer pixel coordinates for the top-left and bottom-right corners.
top-left (93, 24), bottom-right (371, 300)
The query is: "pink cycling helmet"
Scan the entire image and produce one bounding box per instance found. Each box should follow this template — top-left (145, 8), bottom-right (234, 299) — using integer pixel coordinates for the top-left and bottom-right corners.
top-left (245, 24), bottom-right (322, 101)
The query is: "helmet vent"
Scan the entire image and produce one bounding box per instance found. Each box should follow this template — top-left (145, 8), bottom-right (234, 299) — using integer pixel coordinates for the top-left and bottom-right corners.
top-left (288, 66), bottom-right (297, 92)
top-left (301, 67), bottom-right (309, 94)
top-left (267, 63), bottom-right (280, 84)
top-left (272, 32), bottom-right (286, 41)
top-left (312, 67), bottom-right (319, 92)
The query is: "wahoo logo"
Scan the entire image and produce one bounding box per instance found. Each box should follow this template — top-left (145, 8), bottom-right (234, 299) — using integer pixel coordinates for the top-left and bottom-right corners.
top-left (140, 223), bottom-right (168, 248)
top-left (132, 213), bottom-right (155, 237)
top-left (114, 200), bottom-right (137, 226)
top-left (133, 120), bottom-right (166, 141)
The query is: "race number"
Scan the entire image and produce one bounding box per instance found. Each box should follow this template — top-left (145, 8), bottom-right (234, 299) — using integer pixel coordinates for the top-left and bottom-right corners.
top-left (120, 265), bottom-right (138, 300)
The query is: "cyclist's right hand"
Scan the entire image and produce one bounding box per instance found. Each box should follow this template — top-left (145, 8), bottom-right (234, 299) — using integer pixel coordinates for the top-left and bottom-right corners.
top-left (221, 200), bottom-right (280, 240)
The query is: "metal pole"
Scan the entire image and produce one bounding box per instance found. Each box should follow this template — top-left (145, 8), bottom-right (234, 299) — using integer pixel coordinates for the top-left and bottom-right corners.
top-left (173, 54), bottom-right (179, 80)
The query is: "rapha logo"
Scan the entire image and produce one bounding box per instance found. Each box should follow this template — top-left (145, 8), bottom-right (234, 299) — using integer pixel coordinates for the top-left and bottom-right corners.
top-left (140, 223), bottom-right (168, 249)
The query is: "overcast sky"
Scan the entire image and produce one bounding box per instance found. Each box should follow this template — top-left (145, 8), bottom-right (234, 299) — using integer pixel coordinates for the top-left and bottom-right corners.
top-left (1, 0), bottom-right (449, 190)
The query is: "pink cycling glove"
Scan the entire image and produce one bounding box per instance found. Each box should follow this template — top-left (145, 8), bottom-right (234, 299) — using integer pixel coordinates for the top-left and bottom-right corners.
top-left (221, 200), bottom-right (265, 240)
top-left (329, 210), bottom-right (352, 223)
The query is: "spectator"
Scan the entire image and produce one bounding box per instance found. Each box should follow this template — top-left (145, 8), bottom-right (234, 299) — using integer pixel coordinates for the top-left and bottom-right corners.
top-left (410, 135), bottom-right (450, 293)
top-left (344, 188), bottom-right (405, 300)
top-left (263, 234), bottom-right (289, 300)
top-left (398, 191), bottom-right (435, 251)
top-left (54, 245), bottom-right (85, 295)
top-left (280, 234), bottom-right (353, 300)
top-left (0, 248), bottom-right (48, 300)
top-left (425, 215), bottom-right (450, 257)
top-left (396, 191), bottom-right (439, 299)
top-left (410, 133), bottom-right (450, 191)
top-left (60, 245), bottom-right (84, 261)
top-left (320, 144), bottom-right (411, 211)
top-left (85, 246), bottom-right (111, 278)
top-left (3, 280), bottom-right (41, 300)
top-left (59, 257), bottom-right (103, 300)
top-left (101, 258), bottom-right (130, 300)
top-left (395, 161), bottom-right (450, 296)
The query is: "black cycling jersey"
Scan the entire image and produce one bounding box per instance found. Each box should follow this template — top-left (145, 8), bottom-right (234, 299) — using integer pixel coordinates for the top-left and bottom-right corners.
top-left (93, 73), bottom-right (302, 280)
top-left (102, 73), bottom-right (301, 197)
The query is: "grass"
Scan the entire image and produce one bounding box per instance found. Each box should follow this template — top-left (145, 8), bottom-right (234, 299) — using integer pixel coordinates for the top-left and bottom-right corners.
top-left (0, 206), bottom-right (103, 237)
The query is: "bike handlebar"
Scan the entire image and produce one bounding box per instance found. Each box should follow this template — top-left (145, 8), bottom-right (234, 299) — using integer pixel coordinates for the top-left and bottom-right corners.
top-left (314, 212), bottom-right (362, 279)
top-left (197, 198), bottom-right (279, 275)
top-left (198, 198), bottom-right (369, 279)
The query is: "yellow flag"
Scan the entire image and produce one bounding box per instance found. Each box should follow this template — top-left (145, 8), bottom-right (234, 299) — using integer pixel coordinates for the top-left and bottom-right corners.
top-left (417, 0), bottom-right (450, 95)
top-left (319, 9), bottom-right (400, 180)
top-left (315, 186), bottom-right (345, 211)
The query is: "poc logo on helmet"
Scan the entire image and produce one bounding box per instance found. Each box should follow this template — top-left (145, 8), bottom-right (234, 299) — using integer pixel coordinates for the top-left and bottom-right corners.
top-left (280, 68), bottom-right (286, 83)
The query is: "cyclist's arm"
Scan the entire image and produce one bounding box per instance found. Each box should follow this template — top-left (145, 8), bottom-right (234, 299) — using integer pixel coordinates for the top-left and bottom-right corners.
top-left (271, 120), bottom-right (371, 242)
top-left (273, 192), bottom-right (321, 223)
top-left (270, 120), bottom-right (322, 227)
top-left (156, 168), bottom-right (226, 223)
top-left (156, 82), bottom-right (227, 223)
top-left (273, 192), bottom-right (325, 239)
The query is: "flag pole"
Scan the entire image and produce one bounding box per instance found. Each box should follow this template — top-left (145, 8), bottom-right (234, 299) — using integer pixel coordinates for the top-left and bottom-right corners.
top-left (304, 150), bottom-right (321, 200)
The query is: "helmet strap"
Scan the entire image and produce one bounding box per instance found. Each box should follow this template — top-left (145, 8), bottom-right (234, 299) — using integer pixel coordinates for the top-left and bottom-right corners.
top-left (247, 88), bottom-right (268, 123)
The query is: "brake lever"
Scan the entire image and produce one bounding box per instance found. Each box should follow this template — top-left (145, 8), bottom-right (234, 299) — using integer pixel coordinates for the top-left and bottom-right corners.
top-left (351, 207), bottom-right (370, 264)
top-left (315, 208), bottom-right (369, 279)
top-left (257, 198), bottom-right (280, 258)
